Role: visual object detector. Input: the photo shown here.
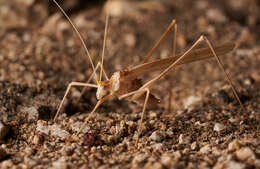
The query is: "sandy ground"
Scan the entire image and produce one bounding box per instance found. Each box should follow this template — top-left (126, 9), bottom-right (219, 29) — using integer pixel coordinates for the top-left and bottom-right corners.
top-left (0, 0), bottom-right (259, 168)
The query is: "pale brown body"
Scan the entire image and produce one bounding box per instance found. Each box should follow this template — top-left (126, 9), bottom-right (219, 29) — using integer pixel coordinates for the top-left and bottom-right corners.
top-left (100, 42), bottom-right (235, 108)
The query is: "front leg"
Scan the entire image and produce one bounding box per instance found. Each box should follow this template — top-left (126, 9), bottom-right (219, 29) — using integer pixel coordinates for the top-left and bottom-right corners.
top-left (54, 82), bottom-right (97, 122)
top-left (76, 94), bottom-right (114, 136)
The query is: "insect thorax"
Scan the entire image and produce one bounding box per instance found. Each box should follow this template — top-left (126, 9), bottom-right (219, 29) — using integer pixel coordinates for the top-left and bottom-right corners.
top-left (110, 71), bottom-right (120, 92)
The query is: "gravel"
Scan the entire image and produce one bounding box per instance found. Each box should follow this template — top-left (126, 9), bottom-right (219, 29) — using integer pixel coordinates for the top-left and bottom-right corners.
top-left (213, 123), bottom-right (226, 132)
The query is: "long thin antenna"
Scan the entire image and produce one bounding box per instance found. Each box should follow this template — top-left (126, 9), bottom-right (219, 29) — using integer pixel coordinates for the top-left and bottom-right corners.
top-left (99, 14), bottom-right (109, 81)
top-left (52, 0), bottom-right (97, 78)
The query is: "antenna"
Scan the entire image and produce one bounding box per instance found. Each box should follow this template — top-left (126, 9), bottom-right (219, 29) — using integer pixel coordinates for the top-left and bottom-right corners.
top-left (100, 14), bottom-right (109, 81)
top-left (52, 0), bottom-right (97, 79)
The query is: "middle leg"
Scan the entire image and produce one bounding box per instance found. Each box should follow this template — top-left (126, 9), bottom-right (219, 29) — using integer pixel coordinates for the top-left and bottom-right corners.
top-left (118, 88), bottom-right (151, 147)
top-left (141, 19), bottom-right (179, 112)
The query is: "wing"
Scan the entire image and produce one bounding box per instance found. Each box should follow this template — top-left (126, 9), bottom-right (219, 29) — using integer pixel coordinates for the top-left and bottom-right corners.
top-left (122, 42), bottom-right (235, 80)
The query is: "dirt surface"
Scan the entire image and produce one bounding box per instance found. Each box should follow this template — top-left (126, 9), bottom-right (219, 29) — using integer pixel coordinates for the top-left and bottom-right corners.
top-left (0, 0), bottom-right (259, 168)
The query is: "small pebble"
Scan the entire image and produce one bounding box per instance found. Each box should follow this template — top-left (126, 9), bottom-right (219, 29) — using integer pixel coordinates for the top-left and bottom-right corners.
top-left (226, 161), bottom-right (245, 169)
top-left (214, 123), bottom-right (226, 132)
top-left (244, 79), bottom-right (252, 85)
top-left (107, 135), bottom-right (120, 145)
top-left (200, 144), bottom-right (211, 154)
top-left (206, 8), bottom-right (227, 23)
top-left (178, 134), bottom-right (191, 144)
top-left (161, 154), bottom-right (172, 166)
top-left (24, 156), bottom-right (37, 168)
top-left (32, 135), bottom-right (43, 145)
top-left (132, 153), bottom-right (149, 166)
top-left (152, 143), bottom-right (163, 152)
top-left (150, 131), bottom-right (164, 142)
top-left (213, 162), bottom-right (225, 169)
top-left (1, 160), bottom-right (13, 169)
top-left (50, 124), bottom-right (70, 139)
top-left (166, 129), bottom-right (173, 137)
top-left (101, 145), bottom-right (110, 152)
top-left (236, 147), bottom-right (255, 161)
top-left (51, 157), bottom-right (68, 169)
top-left (191, 141), bottom-right (198, 150)
top-left (183, 95), bottom-right (201, 109)
top-left (90, 146), bottom-right (97, 153)
top-left (147, 162), bottom-right (163, 169)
